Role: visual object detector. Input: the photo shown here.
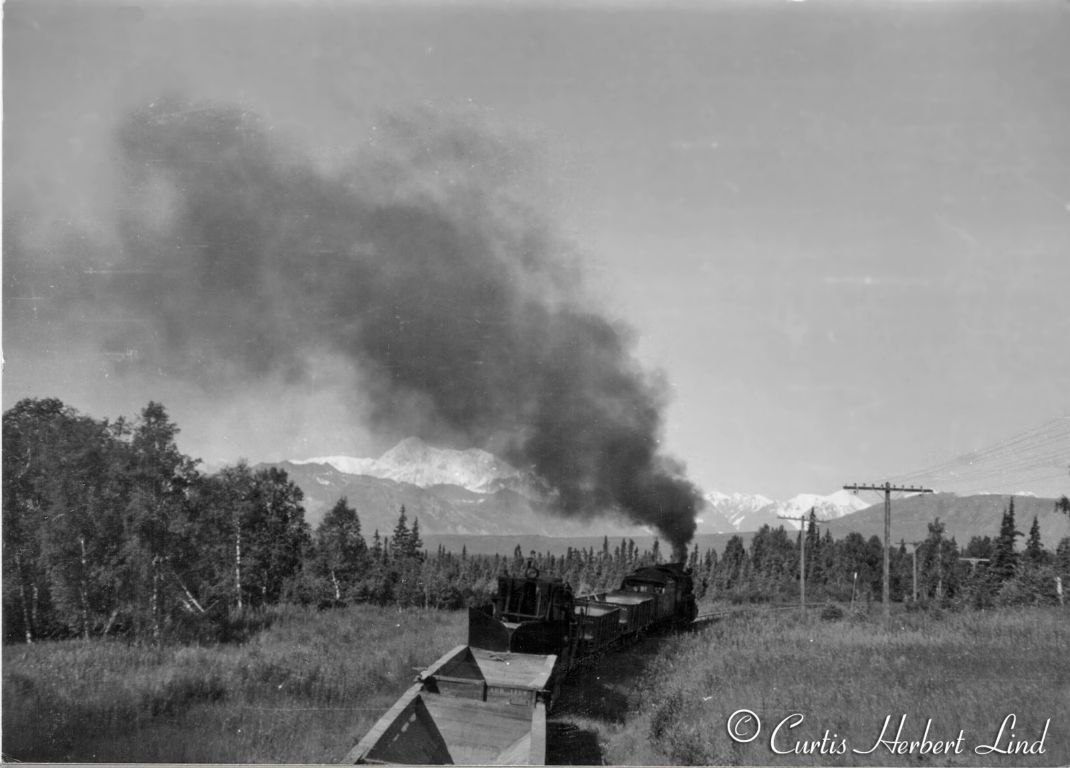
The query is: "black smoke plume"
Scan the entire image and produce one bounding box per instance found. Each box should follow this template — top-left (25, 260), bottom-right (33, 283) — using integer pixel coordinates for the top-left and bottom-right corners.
top-left (97, 98), bottom-right (703, 557)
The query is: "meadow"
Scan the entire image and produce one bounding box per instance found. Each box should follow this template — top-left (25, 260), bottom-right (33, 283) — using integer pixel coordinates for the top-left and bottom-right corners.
top-left (2, 604), bottom-right (467, 763)
top-left (555, 605), bottom-right (1070, 766)
top-left (5, 602), bottom-right (1068, 765)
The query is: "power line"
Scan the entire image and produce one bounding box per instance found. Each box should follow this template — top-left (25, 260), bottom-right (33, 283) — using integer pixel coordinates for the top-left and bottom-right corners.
top-left (888, 423), bottom-right (1070, 492)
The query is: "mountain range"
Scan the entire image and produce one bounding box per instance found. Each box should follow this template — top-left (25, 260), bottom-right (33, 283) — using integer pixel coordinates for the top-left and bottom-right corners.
top-left (292, 437), bottom-right (543, 498)
top-left (265, 439), bottom-right (900, 538)
top-left (271, 440), bottom-right (647, 540)
top-left (261, 417), bottom-right (1069, 547)
top-left (698, 489), bottom-right (872, 533)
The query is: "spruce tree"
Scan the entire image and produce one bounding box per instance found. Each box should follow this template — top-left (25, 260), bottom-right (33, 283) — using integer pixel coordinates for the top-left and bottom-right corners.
top-left (991, 499), bottom-right (1022, 584)
top-left (409, 518), bottom-right (423, 558)
top-left (390, 507), bottom-right (410, 560)
top-left (1055, 538), bottom-right (1070, 585)
top-left (805, 509), bottom-right (821, 581)
top-left (1024, 516), bottom-right (1045, 567)
top-left (918, 519), bottom-right (960, 600)
top-left (721, 536), bottom-right (746, 591)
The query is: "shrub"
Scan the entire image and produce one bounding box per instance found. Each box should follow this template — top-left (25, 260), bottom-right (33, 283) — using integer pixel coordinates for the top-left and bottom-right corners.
top-left (648, 689), bottom-right (684, 744)
top-left (820, 603), bottom-right (844, 621)
top-left (997, 566), bottom-right (1062, 607)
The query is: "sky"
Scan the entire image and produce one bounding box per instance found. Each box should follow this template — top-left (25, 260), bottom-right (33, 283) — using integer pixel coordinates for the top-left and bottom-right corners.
top-left (4, 0), bottom-right (1070, 501)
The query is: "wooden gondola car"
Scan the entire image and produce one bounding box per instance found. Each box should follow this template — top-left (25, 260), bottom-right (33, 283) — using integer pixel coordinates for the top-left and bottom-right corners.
top-left (572, 601), bottom-right (622, 656)
top-left (583, 591), bottom-right (654, 636)
top-left (346, 645), bottom-right (555, 765)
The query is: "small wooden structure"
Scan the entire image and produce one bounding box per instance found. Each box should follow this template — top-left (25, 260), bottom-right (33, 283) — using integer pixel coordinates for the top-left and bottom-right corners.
top-left (345, 645), bottom-right (555, 765)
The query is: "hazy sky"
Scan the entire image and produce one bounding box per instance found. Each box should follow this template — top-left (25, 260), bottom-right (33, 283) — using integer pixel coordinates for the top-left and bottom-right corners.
top-left (4, 0), bottom-right (1069, 500)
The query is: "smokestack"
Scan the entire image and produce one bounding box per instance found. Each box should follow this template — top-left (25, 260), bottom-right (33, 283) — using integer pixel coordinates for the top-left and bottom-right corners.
top-left (98, 98), bottom-right (706, 552)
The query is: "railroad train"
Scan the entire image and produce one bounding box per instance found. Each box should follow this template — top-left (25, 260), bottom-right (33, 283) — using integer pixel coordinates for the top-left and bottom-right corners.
top-left (347, 563), bottom-right (697, 765)
top-left (469, 562), bottom-right (698, 663)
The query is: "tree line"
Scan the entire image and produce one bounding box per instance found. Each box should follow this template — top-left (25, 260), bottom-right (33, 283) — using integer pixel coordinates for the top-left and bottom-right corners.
top-left (2, 398), bottom-right (663, 644)
top-left (3, 398), bottom-right (311, 644)
top-left (686, 500), bottom-right (1070, 610)
top-left (5, 398), bottom-right (1068, 644)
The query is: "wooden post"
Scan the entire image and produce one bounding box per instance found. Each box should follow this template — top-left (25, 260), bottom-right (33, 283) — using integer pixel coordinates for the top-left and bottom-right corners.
top-left (844, 483), bottom-right (933, 620)
top-left (912, 546), bottom-right (918, 603)
top-left (235, 514), bottom-right (243, 611)
top-left (15, 551), bottom-right (34, 644)
top-left (151, 554), bottom-right (161, 643)
top-left (79, 535), bottom-right (90, 641)
top-left (906, 541), bottom-right (923, 604)
top-left (778, 509), bottom-right (824, 615)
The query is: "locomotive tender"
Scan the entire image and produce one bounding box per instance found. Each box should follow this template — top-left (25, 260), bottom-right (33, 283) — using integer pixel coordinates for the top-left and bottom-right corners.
top-left (347, 563), bottom-right (696, 765)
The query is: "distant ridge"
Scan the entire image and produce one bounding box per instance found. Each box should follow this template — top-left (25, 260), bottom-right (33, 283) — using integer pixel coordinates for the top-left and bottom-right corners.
top-left (272, 418), bottom-right (1069, 544)
top-left (825, 493), bottom-right (1070, 547)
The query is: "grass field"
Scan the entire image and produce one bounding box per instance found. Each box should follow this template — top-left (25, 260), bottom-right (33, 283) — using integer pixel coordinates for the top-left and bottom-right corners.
top-left (2, 604), bottom-right (467, 763)
top-left (554, 605), bottom-right (1070, 766)
top-left (6, 603), bottom-right (1068, 765)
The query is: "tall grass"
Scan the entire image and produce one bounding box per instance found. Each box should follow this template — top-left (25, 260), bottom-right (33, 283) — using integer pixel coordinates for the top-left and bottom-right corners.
top-left (589, 607), bottom-right (1070, 766)
top-left (8, 602), bottom-right (1067, 765)
top-left (3, 604), bottom-right (467, 762)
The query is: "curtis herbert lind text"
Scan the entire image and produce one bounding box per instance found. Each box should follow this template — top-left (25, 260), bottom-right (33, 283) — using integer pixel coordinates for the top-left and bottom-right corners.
top-left (726, 711), bottom-right (1050, 757)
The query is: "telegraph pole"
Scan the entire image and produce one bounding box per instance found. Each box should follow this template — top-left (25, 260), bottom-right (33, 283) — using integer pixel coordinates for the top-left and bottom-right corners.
top-left (843, 482), bottom-right (933, 619)
top-left (778, 509), bottom-right (824, 615)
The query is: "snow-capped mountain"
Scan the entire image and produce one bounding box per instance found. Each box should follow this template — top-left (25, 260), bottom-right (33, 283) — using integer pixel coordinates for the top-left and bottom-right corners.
top-left (266, 437), bottom-right (647, 536)
top-left (699, 491), bottom-right (774, 533)
top-left (765, 489), bottom-right (873, 529)
top-left (263, 416), bottom-right (1067, 541)
top-left (699, 489), bottom-right (871, 533)
top-left (294, 437), bottom-right (536, 496)
top-left (288, 438), bottom-right (877, 534)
